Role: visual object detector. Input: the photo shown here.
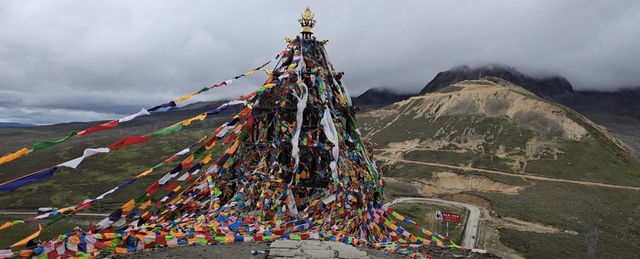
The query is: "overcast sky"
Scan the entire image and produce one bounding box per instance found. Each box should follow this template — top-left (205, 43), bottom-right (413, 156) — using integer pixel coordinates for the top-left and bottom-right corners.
top-left (1, 0), bottom-right (639, 125)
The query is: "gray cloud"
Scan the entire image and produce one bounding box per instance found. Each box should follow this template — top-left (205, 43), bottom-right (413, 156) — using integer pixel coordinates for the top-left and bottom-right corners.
top-left (1, 0), bottom-right (639, 124)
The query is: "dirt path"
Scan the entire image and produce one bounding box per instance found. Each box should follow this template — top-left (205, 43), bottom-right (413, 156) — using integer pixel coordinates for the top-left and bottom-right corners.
top-left (375, 148), bottom-right (469, 153)
top-left (377, 156), bottom-right (640, 191)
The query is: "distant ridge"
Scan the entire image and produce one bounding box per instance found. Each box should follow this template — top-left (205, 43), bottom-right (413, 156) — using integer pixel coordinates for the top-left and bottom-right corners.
top-left (351, 88), bottom-right (416, 111)
top-left (0, 122), bottom-right (34, 128)
top-left (420, 64), bottom-right (574, 98)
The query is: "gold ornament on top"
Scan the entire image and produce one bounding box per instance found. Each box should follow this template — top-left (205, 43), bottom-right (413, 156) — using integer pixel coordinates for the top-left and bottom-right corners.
top-left (301, 7), bottom-right (314, 20)
top-left (298, 7), bottom-right (316, 39)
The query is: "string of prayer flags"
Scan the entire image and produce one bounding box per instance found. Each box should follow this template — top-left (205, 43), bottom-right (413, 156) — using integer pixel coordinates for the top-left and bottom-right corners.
top-left (0, 52), bottom-right (284, 167)
top-left (0, 93), bottom-right (259, 192)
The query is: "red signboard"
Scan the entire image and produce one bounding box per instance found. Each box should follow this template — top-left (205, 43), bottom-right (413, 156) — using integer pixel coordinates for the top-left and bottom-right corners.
top-left (441, 212), bottom-right (461, 223)
top-left (437, 211), bottom-right (461, 223)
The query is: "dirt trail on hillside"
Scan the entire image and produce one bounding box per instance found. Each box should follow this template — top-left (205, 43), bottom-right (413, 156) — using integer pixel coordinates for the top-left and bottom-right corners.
top-left (414, 172), bottom-right (525, 195)
top-left (376, 148), bottom-right (468, 153)
top-left (377, 156), bottom-right (640, 191)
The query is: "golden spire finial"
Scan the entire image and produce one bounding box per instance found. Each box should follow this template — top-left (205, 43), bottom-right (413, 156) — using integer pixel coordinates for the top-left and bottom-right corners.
top-left (298, 7), bottom-right (316, 39)
top-left (301, 7), bottom-right (314, 20)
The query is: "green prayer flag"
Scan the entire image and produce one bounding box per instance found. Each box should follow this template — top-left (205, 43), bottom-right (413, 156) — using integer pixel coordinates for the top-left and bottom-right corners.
top-left (193, 146), bottom-right (206, 160)
top-left (45, 214), bottom-right (67, 228)
top-left (32, 131), bottom-right (77, 151)
top-left (134, 193), bottom-right (147, 204)
top-left (197, 87), bottom-right (210, 94)
top-left (149, 124), bottom-right (183, 137)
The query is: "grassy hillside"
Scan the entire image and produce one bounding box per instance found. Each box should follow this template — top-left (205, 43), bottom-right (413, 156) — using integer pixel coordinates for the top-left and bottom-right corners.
top-left (0, 102), bottom-right (235, 211)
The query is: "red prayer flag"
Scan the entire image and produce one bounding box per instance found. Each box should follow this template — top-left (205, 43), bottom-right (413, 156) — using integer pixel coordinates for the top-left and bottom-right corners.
top-left (71, 201), bottom-right (93, 214)
top-left (163, 156), bottom-right (178, 164)
top-left (163, 182), bottom-right (178, 192)
top-left (77, 120), bottom-right (119, 136)
top-left (146, 182), bottom-right (160, 195)
top-left (210, 82), bottom-right (226, 88)
top-left (108, 136), bottom-right (151, 150)
top-left (237, 93), bottom-right (255, 101)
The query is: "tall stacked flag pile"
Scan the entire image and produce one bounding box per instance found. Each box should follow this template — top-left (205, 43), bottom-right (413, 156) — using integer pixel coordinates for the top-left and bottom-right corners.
top-left (0, 34), bottom-right (460, 259)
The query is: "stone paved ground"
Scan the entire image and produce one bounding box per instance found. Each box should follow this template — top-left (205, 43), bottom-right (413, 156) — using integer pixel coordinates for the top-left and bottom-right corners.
top-left (269, 239), bottom-right (371, 258)
top-left (118, 240), bottom-right (496, 258)
top-left (118, 240), bottom-right (407, 259)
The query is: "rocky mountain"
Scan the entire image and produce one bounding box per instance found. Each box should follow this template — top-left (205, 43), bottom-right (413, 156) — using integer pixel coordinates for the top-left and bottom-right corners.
top-left (352, 65), bottom-right (640, 156)
top-left (420, 65), bottom-right (574, 98)
top-left (361, 77), bottom-right (638, 182)
top-left (357, 78), bottom-right (640, 258)
top-left (351, 88), bottom-right (416, 111)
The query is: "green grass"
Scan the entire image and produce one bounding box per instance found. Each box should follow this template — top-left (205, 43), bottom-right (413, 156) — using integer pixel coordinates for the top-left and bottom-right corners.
top-left (391, 203), bottom-right (466, 244)
top-left (377, 159), bottom-right (640, 258)
top-left (527, 139), bottom-right (640, 186)
top-left (362, 110), bottom-right (640, 186)
top-left (403, 150), bottom-right (475, 166)
top-left (477, 181), bottom-right (640, 258)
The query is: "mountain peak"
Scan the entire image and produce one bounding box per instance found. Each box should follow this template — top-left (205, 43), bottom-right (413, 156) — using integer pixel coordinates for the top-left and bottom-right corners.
top-left (421, 64), bottom-right (574, 98)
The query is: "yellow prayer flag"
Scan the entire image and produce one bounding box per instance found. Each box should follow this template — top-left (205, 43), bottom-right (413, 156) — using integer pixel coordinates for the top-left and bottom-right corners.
top-left (182, 114), bottom-right (207, 126)
top-left (227, 140), bottom-right (240, 154)
top-left (174, 92), bottom-right (197, 103)
top-left (70, 235), bottom-right (80, 244)
top-left (139, 200), bottom-right (151, 210)
top-left (136, 169), bottom-right (153, 178)
top-left (181, 155), bottom-right (194, 167)
top-left (0, 147), bottom-right (30, 165)
top-left (200, 153), bottom-right (212, 164)
top-left (115, 247), bottom-right (128, 254)
top-left (10, 224), bottom-right (42, 248)
top-left (121, 199), bottom-right (135, 213)
top-left (243, 70), bottom-right (258, 76)
top-left (0, 221), bottom-right (13, 230)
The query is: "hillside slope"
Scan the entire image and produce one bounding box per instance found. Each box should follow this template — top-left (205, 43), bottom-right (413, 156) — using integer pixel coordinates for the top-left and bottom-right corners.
top-left (358, 78), bottom-right (640, 258)
top-left (0, 101), bottom-right (237, 210)
top-left (361, 77), bottom-right (639, 185)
